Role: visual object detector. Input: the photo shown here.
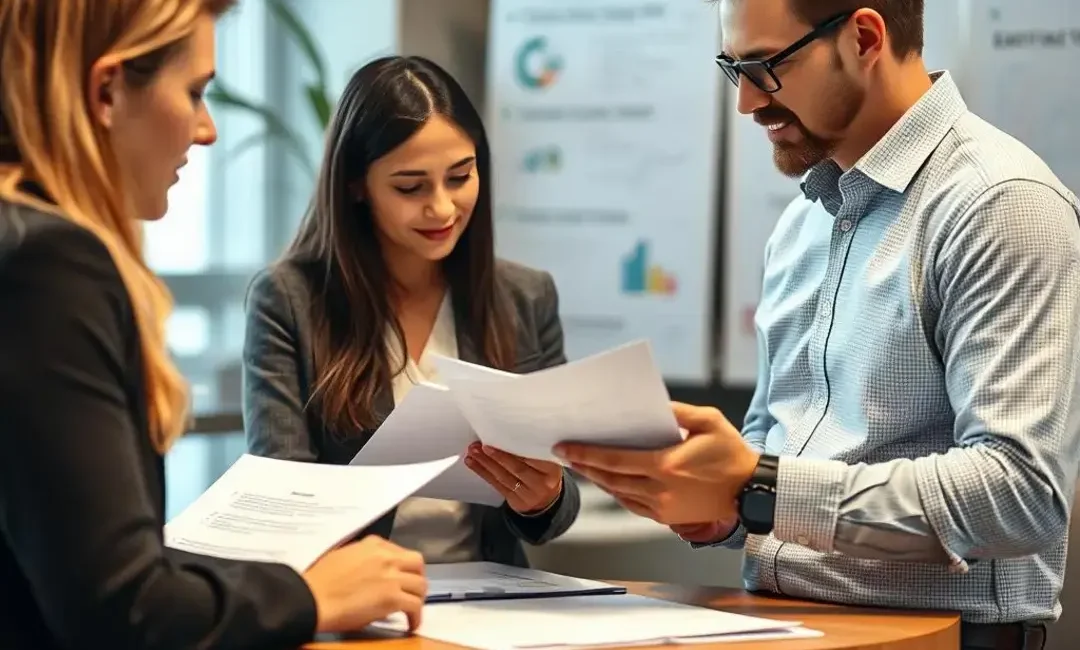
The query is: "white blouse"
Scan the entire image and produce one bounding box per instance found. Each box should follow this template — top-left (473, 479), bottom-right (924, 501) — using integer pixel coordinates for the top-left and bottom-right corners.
top-left (385, 294), bottom-right (482, 564)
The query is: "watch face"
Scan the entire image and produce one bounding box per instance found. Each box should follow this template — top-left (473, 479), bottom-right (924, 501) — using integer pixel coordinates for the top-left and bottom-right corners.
top-left (741, 489), bottom-right (775, 527)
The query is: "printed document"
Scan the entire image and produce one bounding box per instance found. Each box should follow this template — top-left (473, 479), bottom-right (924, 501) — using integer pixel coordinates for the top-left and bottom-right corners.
top-left (433, 340), bottom-right (682, 463)
top-left (350, 382), bottom-right (503, 506)
top-left (164, 454), bottom-right (457, 573)
top-left (425, 562), bottom-right (626, 602)
top-left (371, 593), bottom-right (818, 649)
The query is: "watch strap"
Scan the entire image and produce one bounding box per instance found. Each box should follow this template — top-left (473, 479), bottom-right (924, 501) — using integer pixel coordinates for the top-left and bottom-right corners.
top-left (749, 454), bottom-right (779, 489)
top-left (738, 454), bottom-right (779, 535)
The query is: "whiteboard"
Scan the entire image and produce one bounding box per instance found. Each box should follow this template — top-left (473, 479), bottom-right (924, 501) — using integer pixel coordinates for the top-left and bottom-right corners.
top-left (485, 0), bottom-right (724, 383)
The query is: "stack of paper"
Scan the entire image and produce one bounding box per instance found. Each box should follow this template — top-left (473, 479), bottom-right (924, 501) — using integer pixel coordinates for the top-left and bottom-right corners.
top-left (370, 594), bottom-right (822, 649)
top-left (351, 340), bottom-right (683, 505)
top-left (164, 454), bottom-right (457, 572)
top-left (425, 562), bottom-right (626, 602)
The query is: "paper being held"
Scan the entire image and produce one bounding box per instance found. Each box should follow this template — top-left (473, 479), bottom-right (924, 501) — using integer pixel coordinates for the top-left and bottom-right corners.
top-left (433, 340), bottom-right (681, 463)
top-left (164, 454), bottom-right (457, 573)
top-left (350, 381), bottom-right (503, 506)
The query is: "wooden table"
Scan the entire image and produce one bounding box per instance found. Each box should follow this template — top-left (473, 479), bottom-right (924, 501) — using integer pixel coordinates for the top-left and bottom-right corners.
top-left (304, 581), bottom-right (961, 650)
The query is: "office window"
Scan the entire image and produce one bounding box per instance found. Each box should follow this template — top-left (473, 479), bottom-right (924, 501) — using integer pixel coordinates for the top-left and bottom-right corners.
top-left (152, 0), bottom-right (274, 517)
top-left (144, 145), bottom-right (211, 274)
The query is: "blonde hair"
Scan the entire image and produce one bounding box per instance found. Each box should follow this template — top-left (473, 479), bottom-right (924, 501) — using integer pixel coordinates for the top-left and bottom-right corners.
top-left (0, 0), bottom-right (235, 453)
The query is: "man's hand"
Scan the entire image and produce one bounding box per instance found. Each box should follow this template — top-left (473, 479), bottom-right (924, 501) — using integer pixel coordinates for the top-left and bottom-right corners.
top-left (670, 521), bottom-right (737, 544)
top-left (553, 402), bottom-right (760, 525)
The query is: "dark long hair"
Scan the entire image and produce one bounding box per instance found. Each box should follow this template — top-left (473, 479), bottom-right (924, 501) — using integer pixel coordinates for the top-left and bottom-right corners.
top-left (284, 55), bottom-right (515, 434)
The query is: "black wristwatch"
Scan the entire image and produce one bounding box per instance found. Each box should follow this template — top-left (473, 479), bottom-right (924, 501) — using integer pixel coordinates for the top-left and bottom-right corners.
top-left (737, 454), bottom-right (779, 535)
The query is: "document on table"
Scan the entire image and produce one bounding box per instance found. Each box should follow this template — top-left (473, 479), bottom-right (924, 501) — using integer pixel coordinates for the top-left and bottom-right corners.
top-left (164, 454), bottom-right (458, 573)
top-left (350, 382), bottom-right (503, 506)
top-left (425, 562), bottom-right (626, 602)
top-left (370, 593), bottom-right (819, 649)
top-left (432, 340), bottom-right (682, 463)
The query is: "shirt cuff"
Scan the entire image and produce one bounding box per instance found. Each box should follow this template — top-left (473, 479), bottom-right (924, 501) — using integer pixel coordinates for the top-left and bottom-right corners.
top-left (774, 456), bottom-right (848, 553)
top-left (688, 523), bottom-right (747, 550)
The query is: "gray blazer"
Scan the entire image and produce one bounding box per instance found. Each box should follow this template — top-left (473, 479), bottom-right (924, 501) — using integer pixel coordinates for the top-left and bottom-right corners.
top-left (242, 258), bottom-right (581, 568)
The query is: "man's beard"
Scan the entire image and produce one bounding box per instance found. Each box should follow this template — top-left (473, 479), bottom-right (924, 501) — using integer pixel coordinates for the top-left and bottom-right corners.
top-left (758, 74), bottom-right (865, 178)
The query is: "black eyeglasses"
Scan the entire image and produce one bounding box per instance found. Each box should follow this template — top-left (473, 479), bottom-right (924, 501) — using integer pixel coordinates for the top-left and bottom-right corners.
top-left (715, 12), bottom-right (854, 94)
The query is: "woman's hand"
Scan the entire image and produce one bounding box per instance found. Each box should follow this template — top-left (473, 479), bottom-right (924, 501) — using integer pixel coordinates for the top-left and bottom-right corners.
top-left (302, 536), bottom-right (426, 634)
top-left (464, 442), bottom-right (563, 515)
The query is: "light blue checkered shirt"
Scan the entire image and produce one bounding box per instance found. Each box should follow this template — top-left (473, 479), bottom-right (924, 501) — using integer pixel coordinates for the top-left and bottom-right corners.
top-left (714, 71), bottom-right (1080, 624)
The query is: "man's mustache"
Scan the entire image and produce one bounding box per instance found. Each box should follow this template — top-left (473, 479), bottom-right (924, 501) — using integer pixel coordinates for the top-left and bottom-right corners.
top-left (753, 106), bottom-right (797, 125)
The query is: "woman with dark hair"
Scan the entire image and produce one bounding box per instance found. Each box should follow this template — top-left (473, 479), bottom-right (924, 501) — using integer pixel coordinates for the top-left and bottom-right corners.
top-left (243, 55), bottom-right (580, 566)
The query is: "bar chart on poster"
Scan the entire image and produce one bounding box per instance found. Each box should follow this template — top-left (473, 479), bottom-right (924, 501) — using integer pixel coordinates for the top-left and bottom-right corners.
top-left (484, 0), bottom-right (723, 383)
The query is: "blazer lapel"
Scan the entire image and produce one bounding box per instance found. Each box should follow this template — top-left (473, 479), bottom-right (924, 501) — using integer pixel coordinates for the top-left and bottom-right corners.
top-left (454, 309), bottom-right (483, 364)
top-left (371, 382), bottom-right (395, 428)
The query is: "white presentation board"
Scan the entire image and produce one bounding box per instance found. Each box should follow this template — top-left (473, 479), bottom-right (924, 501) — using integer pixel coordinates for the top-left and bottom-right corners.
top-left (958, 0), bottom-right (1080, 197)
top-left (485, 0), bottom-right (724, 383)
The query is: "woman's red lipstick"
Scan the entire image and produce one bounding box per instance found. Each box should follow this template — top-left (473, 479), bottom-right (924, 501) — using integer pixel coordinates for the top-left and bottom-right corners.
top-left (416, 223), bottom-right (455, 241)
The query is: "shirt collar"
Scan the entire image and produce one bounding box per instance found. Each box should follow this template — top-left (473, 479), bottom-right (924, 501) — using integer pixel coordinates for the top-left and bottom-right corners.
top-left (800, 70), bottom-right (968, 203)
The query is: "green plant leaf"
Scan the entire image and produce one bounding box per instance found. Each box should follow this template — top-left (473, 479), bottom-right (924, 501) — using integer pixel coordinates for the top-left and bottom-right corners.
top-left (268, 0), bottom-right (328, 87)
top-left (224, 129), bottom-right (308, 173)
top-left (206, 83), bottom-right (315, 173)
top-left (305, 83), bottom-right (333, 131)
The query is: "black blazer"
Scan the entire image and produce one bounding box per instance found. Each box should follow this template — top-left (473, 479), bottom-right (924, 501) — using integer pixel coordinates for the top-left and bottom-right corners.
top-left (242, 258), bottom-right (581, 567)
top-left (0, 202), bottom-right (317, 650)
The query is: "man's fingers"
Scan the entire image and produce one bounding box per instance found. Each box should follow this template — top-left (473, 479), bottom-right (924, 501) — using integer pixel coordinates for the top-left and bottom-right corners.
top-left (671, 402), bottom-right (726, 434)
top-left (614, 494), bottom-right (657, 520)
top-left (570, 464), bottom-right (659, 499)
top-left (554, 442), bottom-right (658, 475)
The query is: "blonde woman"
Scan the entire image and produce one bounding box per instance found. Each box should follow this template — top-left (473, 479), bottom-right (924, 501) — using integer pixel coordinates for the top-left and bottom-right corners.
top-left (0, 1), bottom-right (427, 648)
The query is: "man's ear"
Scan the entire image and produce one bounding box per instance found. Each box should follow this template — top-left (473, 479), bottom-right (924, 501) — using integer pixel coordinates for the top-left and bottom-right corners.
top-left (87, 60), bottom-right (123, 129)
top-left (850, 9), bottom-right (886, 63)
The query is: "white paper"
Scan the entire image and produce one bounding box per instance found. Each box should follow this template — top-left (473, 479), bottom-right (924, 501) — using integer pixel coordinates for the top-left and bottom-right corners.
top-left (164, 454), bottom-right (458, 573)
top-left (426, 562), bottom-right (625, 602)
top-left (433, 340), bottom-right (680, 463)
top-left (350, 382), bottom-right (503, 507)
top-left (528, 626), bottom-right (824, 649)
top-left (371, 593), bottom-right (807, 650)
top-left (434, 358), bottom-right (519, 383)
top-left (670, 626), bottom-right (823, 645)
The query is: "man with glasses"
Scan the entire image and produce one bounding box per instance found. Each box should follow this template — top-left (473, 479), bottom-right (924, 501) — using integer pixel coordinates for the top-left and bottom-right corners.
top-left (555, 1), bottom-right (1080, 648)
